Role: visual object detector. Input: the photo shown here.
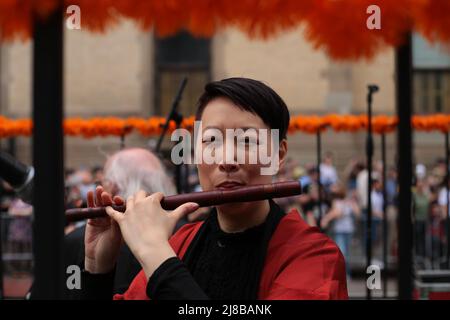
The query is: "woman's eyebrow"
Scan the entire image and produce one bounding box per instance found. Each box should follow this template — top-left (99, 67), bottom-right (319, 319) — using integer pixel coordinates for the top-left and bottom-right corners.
top-left (203, 126), bottom-right (221, 131)
top-left (202, 126), bottom-right (259, 131)
top-left (238, 127), bottom-right (259, 131)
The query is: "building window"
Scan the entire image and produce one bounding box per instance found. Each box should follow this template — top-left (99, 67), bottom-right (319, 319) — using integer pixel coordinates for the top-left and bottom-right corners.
top-left (413, 71), bottom-right (450, 114)
top-left (154, 32), bottom-right (210, 117)
top-left (413, 34), bottom-right (450, 114)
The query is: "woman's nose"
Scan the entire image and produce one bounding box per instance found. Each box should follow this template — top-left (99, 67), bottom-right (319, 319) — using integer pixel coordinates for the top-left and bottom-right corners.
top-left (217, 139), bottom-right (240, 173)
top-left (219, 162), bottom-right (239, 173)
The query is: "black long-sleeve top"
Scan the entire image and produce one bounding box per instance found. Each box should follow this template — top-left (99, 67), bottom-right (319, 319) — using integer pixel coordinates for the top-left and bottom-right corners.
top-left (81, 200), bottom-right (285, 300)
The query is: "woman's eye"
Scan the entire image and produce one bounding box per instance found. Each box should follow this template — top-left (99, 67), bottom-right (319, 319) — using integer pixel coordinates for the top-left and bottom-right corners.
top-left (202, 136), bottom-right (216, 143)
top-left (238, 136), bottom-right (258, 145)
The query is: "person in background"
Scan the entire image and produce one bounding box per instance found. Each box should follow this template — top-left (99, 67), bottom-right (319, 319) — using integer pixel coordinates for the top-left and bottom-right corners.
top-left (416, 164), bottom-right (427, 181)
top-left (321, 183), bottom-right (360, 279)
top-left (359, 174), bottom-right (384, 254)
top-left (78, 169), bottom-right (96, 205)
top-left (0, 179), bottom-right (15, 210)
top-left (273, 158), bottom-right (302, 214)
top-left (356, 166), bottom-right (369, 214)
top-left (320, 151), bottom-right (338, 191)
top-left (412, 178), bottom-right (430, 265)
top-left (29, 147), bottom-right (177, 299)
top-left (298, 165), bottom-right (321, 226)
top-left (429, 201), bottom-right (445, 267)
top-left (343, 157), bottom-right (364, 192)
top-left (92, 166), bottom-right (104, 186)
top-left (431, 158), bottom-right (447, 188)
top-left (438, 177), bottom-right (449, 221)
top-left (7, 198), bottom-right (33, 274)
top-left (385, 166), bottom-right (398, 206)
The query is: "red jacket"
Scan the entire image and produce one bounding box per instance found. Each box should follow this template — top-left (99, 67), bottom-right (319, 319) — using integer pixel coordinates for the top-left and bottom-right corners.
top-left (114, 209), bottom-right (348, 300)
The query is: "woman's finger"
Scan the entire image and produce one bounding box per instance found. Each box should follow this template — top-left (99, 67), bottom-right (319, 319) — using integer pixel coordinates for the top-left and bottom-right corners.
top-left (101, 191), bottom-right (113, 206)
top-left (171, 202), bottom-right (199, 221)
top-left (87, 190), bottom-right (95, 208)
top-left (126, 196), bottom-right (135, 213)
top-left (149, 192), bottom-right (164, 203)
top-left (95, 186), bottom-right (104, 207)
top-left (106, 206), bottom-right (123, 224)
top-left (113, 195), bottom-right (125, 206)
top-left (135, 190), bottom-right (147, 202)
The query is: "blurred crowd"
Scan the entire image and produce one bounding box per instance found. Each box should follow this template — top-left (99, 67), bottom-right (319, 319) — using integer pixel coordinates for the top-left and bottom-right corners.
top-left (273, 152), bottom-right (450, 276)
top-left (64, 166), bottom-right (104, 211)
top-left (0, 166), bottom-right (105, 274)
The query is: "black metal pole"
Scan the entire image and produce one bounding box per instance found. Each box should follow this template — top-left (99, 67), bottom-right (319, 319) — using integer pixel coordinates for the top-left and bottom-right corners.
top-left (0, 202), bottom-right (3, 300)
top-left (445, 131), bottom-right (449, 269)
top-left (155, 77), bottom-right (188, 154)
top-left (0, 39), bottom-right (3, 300)
top-left (31, 5), bottom-right (65, 299)
top-left (120, 134), bottom-right (125, 150)
top-left (0, 41), bottom-right (10, 300)
top-left (381, 133), bottom-right (388, 298)
top-left (174, 112), bottom-right (184, 194)
top-left (316, 131), bottom-right (322, 227)
top-left (366, 84), bottom-right (378, 300)
top-left (154, 78), bottom-right (187, 194)
top-left (0, 141), bottom-right (16, 299)
top-left (396, 33), bottom-right (413, 300)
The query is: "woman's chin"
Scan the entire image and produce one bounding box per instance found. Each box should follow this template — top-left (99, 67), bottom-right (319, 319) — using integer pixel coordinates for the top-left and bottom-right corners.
top-left (216, 202), bottom-right (248, 215)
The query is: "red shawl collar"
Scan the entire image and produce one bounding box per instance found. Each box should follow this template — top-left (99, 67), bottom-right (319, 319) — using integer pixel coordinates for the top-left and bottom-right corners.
top-left (113, 209), bottom-right (348, 300)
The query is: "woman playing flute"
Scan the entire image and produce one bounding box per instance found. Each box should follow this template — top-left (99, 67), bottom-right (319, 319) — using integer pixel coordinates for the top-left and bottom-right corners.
top-left (82, 77), bottom-right (348, 300)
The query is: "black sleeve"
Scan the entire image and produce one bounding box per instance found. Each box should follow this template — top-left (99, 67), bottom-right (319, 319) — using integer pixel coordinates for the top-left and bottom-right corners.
top-left (79, 268), bottom-right (115, 300)
top-left (146, 257), bottom-right (209, 300)
top-left (114, 244), bottom-right (142, 294)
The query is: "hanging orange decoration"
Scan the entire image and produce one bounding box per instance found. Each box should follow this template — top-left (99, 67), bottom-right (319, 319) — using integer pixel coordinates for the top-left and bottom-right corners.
top-left (0, 0), bottom-right (449, 59)
top-left (0, 116), bottom-right (33, 137)
top-left (303, 0), bottom-right (416, 60)
top-left (413, 0), bottom-right (450, 44)
top-left (412, 114), bottom-right (450, 133)
top-left (67, 0), bottom-right (119, 33)
top-left (0, 114), bottom-right (449, 139)
top-left (0, 0), bottom-right (59, 41)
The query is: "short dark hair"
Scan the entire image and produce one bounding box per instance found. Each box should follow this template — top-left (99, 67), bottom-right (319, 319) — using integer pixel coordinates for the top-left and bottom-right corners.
top-left (195, 77), bottom-right (290, 141)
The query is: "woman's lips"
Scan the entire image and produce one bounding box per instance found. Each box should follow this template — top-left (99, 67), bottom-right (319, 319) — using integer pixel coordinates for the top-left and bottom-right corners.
top-left (215, 182), bottom-right (245, 190)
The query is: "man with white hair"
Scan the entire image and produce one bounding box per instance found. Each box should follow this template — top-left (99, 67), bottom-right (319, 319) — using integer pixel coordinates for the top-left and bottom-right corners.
top-left (101, 148), bottom-right (176, 200)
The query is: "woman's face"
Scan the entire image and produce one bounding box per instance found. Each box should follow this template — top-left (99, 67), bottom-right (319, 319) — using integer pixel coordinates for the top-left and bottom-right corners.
top-left (196, 97), bottom-right (287, 195)
top-left (416, 179), bottom-right (425, 192)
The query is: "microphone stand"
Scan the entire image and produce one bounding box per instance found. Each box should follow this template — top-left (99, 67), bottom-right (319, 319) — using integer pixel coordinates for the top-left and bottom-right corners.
top-left (155, 77), bottom-right (188, 194)
top-left (366, 84), bottom-right (379, 300)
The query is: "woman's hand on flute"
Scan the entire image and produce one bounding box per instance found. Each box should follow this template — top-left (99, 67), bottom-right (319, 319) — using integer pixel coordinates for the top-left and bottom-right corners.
top-left (105, 190), bottom-right (199, 279)
top-left (84, 186), bottom-right (125, 274)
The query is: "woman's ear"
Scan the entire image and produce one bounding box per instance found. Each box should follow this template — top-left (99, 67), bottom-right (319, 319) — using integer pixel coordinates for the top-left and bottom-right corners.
top-left (278, 139), bottom-right (288, 171)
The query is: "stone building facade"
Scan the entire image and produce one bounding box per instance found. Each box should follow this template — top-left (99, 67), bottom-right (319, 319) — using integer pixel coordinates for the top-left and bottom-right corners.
top-left (0, 20), bottom-right (447, 176)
